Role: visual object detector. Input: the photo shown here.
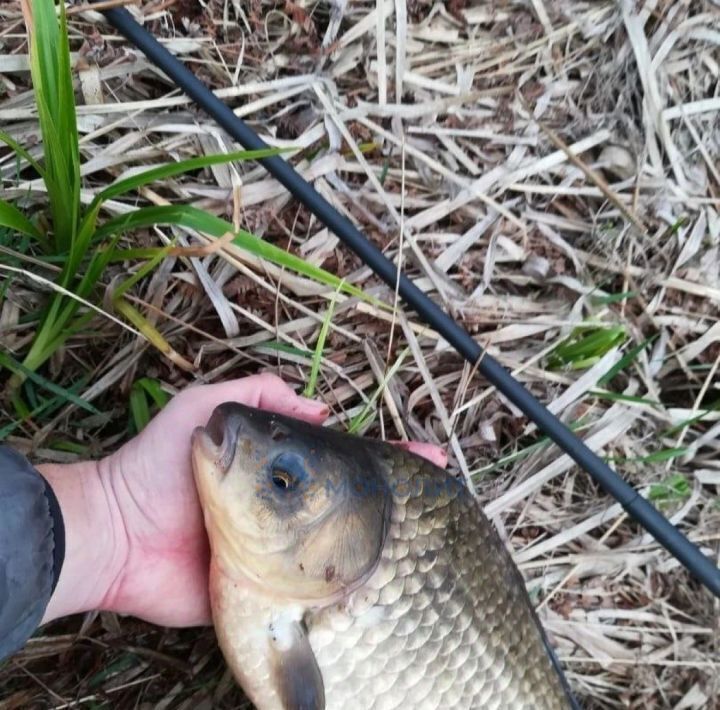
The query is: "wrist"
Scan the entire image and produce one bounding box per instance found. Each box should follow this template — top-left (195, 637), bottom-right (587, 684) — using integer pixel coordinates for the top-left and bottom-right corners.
top-left (37, 458), bottom-right (128, 624)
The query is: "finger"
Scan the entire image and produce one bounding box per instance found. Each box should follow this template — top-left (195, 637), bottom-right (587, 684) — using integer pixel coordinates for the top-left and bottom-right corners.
top-left (389, 440), bottom-right (448, 468)
top-left (255, 374), bottom-right (329, 423)
top-left (189, 373), bottom-right (328, 426)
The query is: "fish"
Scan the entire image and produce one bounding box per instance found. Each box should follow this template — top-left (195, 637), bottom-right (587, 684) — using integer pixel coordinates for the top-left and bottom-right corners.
top-left (191, 401), bottom-right (578, 710)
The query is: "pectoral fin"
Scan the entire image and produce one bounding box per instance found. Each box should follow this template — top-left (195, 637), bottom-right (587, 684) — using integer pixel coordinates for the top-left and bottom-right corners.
top-left (268, 618), bottom-right (325, 710)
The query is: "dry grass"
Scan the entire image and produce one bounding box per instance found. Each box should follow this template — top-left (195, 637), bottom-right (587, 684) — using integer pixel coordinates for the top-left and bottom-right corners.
top-left (1, 0), bottom-right (720, 707)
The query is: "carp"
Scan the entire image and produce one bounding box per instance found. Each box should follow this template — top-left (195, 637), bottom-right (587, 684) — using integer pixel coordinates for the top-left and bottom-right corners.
top-left (191, 402), bottom-right (577, 710)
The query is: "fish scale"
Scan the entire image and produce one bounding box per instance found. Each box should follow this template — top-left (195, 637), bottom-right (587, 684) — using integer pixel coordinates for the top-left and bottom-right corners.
top-left (303, 447), bottom-right (570, 710)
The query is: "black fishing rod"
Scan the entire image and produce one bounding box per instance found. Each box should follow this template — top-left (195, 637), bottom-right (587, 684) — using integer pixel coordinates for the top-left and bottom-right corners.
top-left (97, 6), bottom-right (720, 597)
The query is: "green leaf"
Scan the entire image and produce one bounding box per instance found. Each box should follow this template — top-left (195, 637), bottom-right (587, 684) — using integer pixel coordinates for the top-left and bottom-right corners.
top-left (304, 283), bottom-right (342, 398)
top-left (608, 447), bottom-right (689, 465)
top-left (10, 234), bottom-right (122, 391)
top-left (96, 205), bottom-right (375, 303)
top-left (134, 378), bottom-right (170, 409)
top-left (648, 473), bottom-right (691, 503)
top-left (27, 0), bottom-right (81, 253)
top-left (347, 348), bottom-right (409, 434)
top-left (49, 439), bottom-right (91, 455)
top-left (88, 653), bottom-right (140, 690)
top-left (110, 244), bottom-right (172, 301)
top-left (0, 402), bottom-right (44, 441)
top-left (250, 341), bottom-right (314, 358)
top-left (108, 247), bottom-right (169, 262)
top-left (591, 290), bottom-right (639, 306)
top-left (129, 378), bottom-right (170, 433)
top-left (0, 199), bottom-right (44, 240)
top-left (637, 447), bottom-right (689, 464)
top-left (546, 325), bottom-right (626, 370)
top-left (96, 148), bottom-right (290, 204)
top-left (68, 200), bottom-right (103, 280)
top-left (470, 418), bottom-right (592, 480)
top-left (129, 384), bottom-right (151, 433)
top-left (0, 129), bottom-right (45, 177)
top-left (112, 295), bottom-right (195, 371)
top-left (661, 406), bottom-right (719, 436)
top-left (588, 390), bottom-right (663, 406)
top-left (71, 235), bottom-right (121, 299)
top-left (0, 385), bottom-right (83, 441)
top-left (597, 335), bottom-right (658, 386)
top-left (0, 350), bottom-right (100, 415)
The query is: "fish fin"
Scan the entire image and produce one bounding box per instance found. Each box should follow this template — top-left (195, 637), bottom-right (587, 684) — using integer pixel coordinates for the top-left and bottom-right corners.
top-left (268, 618), bottom-right (325, 710)
top-left (540, 631), bottom-right (582, 709)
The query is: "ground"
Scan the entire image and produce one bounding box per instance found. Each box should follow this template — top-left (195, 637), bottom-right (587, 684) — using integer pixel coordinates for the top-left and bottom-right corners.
top-left (1, 0), bottom-right (719, 708)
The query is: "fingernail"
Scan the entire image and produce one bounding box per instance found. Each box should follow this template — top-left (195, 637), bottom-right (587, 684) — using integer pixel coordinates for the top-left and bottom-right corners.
top-left (300, 399), bottom-right (329, 416)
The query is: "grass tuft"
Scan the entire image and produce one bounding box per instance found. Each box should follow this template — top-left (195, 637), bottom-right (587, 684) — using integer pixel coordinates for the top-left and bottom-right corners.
top-left (1, 0), bottom-right (373, 408)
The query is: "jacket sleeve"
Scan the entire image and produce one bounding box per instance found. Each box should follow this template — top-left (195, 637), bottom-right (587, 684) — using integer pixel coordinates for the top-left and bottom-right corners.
top-left (0, 445), bottom-right (65, 662)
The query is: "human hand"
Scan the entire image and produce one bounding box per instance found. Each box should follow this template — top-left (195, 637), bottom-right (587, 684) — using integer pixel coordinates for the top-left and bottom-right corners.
top-left (40, 374), bottom-right (447, 628)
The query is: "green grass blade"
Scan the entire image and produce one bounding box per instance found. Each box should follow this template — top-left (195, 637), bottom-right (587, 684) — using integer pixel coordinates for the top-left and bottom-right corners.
top-left (26, 0), bottom-right (81, 252)
top-left (71, 236), bottom-right (121, 298)
top-left (591, 290), bottom-right (638, 306)
top-left (15, 292), bottom-right (68, 376)
top-left (546, 325), bottom-right (626, 369)
top-left (10, 237), bottom-right (120, 390)
top-left (635, 447), bottom-right (690, 464)
top-left (608, 447), bottom-right (689, 465)
top-left (470, 418), bottom-right (592, 480)
top-left (661, 405), bottom-right (719, 436)
top-left (111, 244), bottom-right (172, 301)
top-left (588, 390), bottom-right (663, 406)
top-left (96, 148), bottom-right (290, 204)
top-left (129, 377), bottom-right (170, 434)
top-left (108, 247), bottom-right (171, 261)
top-left (0, 395), bottom-right (62, 441)
top-left (135, 378), bottom-right (170, 409)
top-left (0, 199), bottom-right (44, 240)
top-left (129, 384), bottom-right (151, 433)
top-left (96, 205), bottom-right (375, 303)
top-left (648, 473), bottom-right (691, 504)
top-left (68, 200), bottom-right (103, 277)
top-left (348, 347), bottom-right (410, 434)
top-left (112, 296), bottom-right (195, 371)
top-left (597, 335), bottom-right (658, 386)
top-left (0, 350), bottom-right (100, 415)
top-left (304, 284), bottom-right (342, 398)
top-left (249, 341), bottom-right (314, 358)
top-left (0, 129), bottom-right (45, 177)
top-left (49, 440), bottom-right (91, 455)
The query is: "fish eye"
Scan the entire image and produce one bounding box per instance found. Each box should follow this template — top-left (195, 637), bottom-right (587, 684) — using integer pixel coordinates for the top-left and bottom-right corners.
top-left (272, 469), bottom-right (295, 490)
top-left (269, 453), bottom-right (307, 493)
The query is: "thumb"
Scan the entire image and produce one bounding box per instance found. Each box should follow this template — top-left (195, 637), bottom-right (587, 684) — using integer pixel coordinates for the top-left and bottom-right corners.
top-left (187, 373), bottom-right (329, 426)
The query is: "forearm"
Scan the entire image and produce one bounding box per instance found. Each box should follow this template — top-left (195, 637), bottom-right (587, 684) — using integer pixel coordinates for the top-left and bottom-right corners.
top-left (37, 459), bottom-right (127, 624)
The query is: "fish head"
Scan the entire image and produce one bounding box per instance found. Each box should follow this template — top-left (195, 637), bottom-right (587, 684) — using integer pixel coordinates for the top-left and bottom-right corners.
top-left (192, 401), bottom-right (391, 603)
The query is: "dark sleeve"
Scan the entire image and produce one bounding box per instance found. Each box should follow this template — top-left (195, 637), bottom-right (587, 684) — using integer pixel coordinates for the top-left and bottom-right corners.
top-left (0, 445), bottom-right (65, 662)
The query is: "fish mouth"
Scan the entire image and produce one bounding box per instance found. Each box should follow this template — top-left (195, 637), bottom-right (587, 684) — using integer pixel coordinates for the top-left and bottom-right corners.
top-left (193, 403), bottom-right (240, 473)
top-left (191, 426), bottom-right (217, 458)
